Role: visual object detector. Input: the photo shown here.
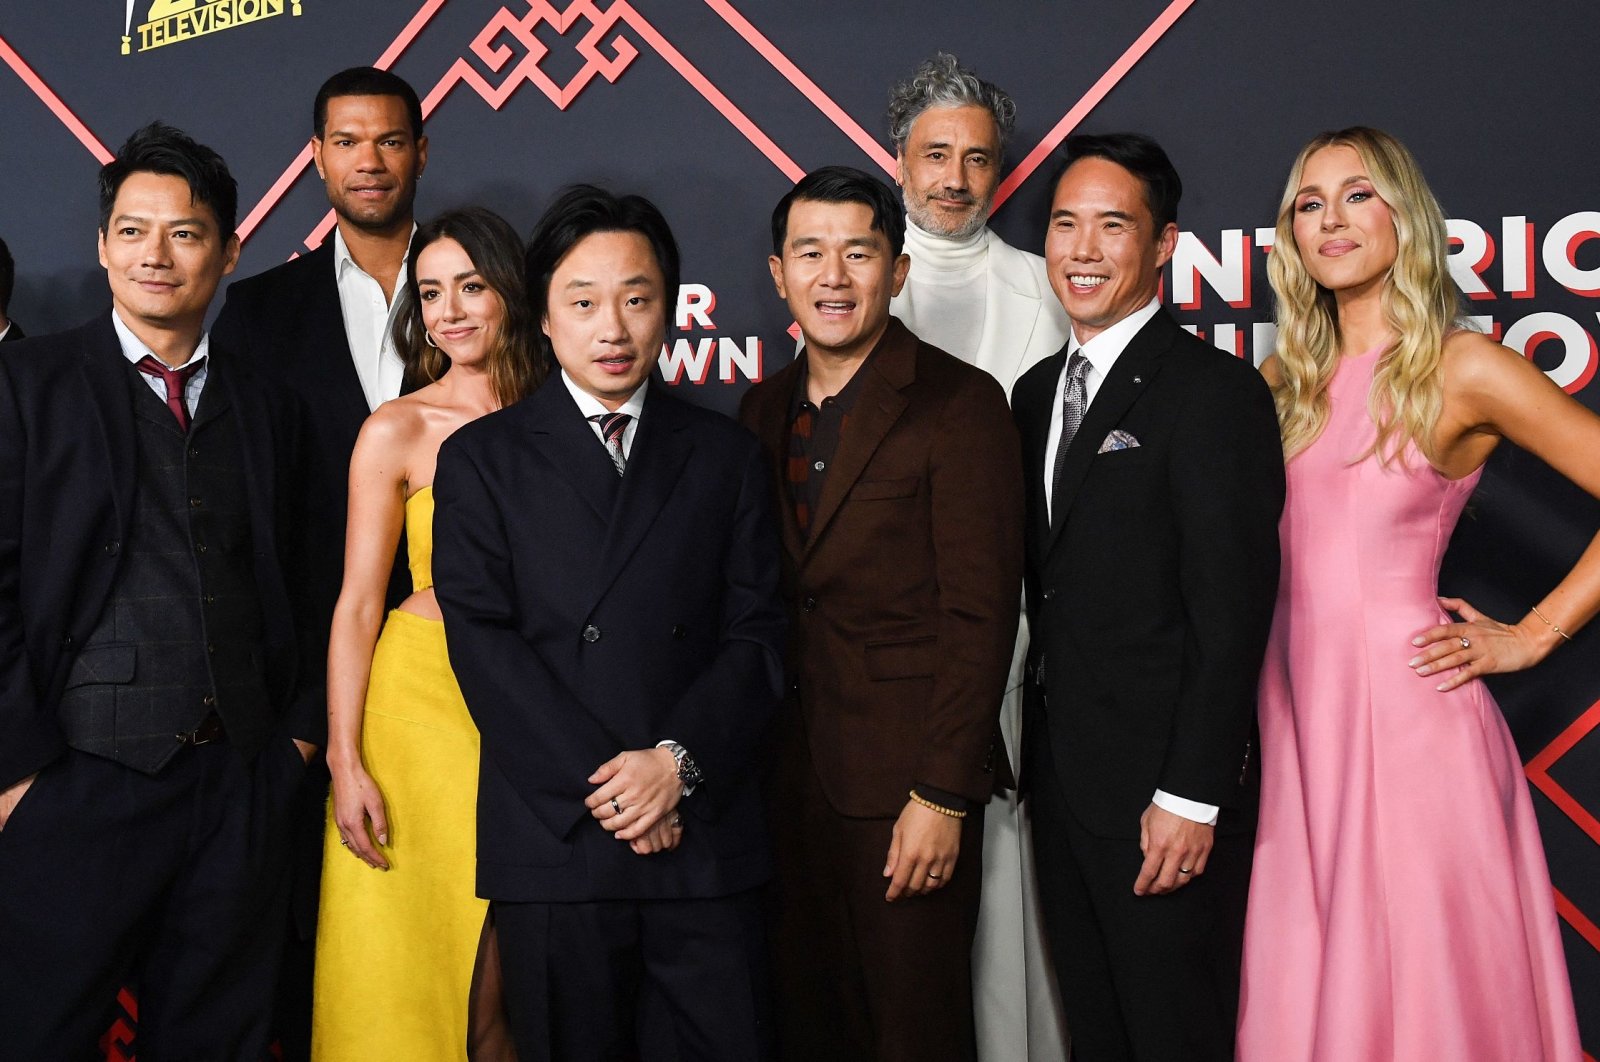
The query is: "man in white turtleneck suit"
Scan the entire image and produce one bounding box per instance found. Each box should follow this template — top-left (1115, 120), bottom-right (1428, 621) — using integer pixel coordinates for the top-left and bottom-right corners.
top-left (887, 54), bottom-right (1073, 1062)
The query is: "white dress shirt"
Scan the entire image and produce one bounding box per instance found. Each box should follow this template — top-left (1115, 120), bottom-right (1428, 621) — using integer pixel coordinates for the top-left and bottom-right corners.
top-left (113, 309), bottom-right (209, 416)
top-left (333, 226), bottom-right (410, 412)
top-left (559, 370), bottom-right (647, 459)
top-left (1041, 296), bottom-right (1218, 827)
top-left (0, 322), bottom-right (13, 342)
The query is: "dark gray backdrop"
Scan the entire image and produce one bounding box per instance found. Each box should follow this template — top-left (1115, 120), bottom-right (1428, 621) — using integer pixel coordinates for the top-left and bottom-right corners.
top-left (2, 1), bottom-right (1597, 1051)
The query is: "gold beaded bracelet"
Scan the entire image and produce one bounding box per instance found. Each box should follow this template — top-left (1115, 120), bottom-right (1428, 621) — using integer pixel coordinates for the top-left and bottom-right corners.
top-left (1531, 604), bottom-right (1574, 644)
top-left (908, 789), bottom-right (967, 819)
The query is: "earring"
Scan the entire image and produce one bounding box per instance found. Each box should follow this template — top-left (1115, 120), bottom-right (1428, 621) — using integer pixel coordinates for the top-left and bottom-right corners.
top-left (424, 331), bottom-right (438, 349)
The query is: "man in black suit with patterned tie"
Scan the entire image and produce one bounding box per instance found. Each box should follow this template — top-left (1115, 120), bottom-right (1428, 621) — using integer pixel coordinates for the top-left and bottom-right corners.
top-left (0, 123), bottom-right (317, 1058)
top-left (434, 185), bottom-right (785, 1060)
top-left (1011, 133), bottom-right (1284, 1061)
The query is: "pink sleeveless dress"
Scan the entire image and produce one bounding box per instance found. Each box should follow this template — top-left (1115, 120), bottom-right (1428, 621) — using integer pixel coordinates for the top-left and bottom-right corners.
top-left (1236, 346), bottom-right (1582, 1061)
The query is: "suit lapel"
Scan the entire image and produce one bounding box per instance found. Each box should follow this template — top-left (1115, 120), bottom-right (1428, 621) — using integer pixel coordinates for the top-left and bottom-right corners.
top-left (592, 384), bottom-right (693, 606)
top-left (79, 315), bottom-right (137, 536)
top-left (977, 232), bottom-right (1043, 393)
top-left (1046, 312), bottom-right (1174, 551)
top-left (803, 322), bottom-right (916, 553)
top-left (752, 360), bottom-right (807, 564)
top-left (528, 383), bottom-right (620, 524)
top-left (301, 245), bottom-right (372, 424)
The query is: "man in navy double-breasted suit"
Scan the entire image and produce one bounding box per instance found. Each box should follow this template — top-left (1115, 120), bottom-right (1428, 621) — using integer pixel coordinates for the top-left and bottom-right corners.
top-left (433, 185), bottom-right (785, 1061)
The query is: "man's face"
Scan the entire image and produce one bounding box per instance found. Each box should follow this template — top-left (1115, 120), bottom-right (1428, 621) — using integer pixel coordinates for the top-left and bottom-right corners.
top-left (98, 171), bottom-right (238, 350)
top-left (312, 94), bottom-right (427, 234)
top-left (542, 229), bottom-right (667, 410)
top-left (896, 104), bottom-right (1001, 239)
top-left (769, 199), bottom-right (909, 361)
top-left (1044, 157), bottom-right (1176, 345)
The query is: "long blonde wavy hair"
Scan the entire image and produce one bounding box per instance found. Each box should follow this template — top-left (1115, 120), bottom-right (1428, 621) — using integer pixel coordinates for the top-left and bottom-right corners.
top-left (1268, 127), bottom-right (1461, 464)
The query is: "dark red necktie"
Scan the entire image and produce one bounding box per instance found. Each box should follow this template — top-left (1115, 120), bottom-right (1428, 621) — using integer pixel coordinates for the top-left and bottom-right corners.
top-left (135, 354), bottom-right (205, 432)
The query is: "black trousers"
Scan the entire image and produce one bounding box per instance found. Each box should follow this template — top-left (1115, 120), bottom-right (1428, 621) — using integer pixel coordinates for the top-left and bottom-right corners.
top-left (494, 889), bottom-right (772, 1062)
top-left (1027, 711), bottom-right (1252, 1062)
top-left (768, 739), bottom-right (984, 1062)
top-left (0, 738), bottom-right (304, 1061)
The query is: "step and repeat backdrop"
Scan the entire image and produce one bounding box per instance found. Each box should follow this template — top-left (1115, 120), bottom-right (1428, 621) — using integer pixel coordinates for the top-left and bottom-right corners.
top-left (2, 0), bottom-right (1598, 1054)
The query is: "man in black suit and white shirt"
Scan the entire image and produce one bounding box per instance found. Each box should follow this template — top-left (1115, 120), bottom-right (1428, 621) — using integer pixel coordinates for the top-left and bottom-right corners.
top-left (0, 122), bottom-right (316, 1059)
top-left (434, 185), bottom-right (785, 1060)
top-left (1011, 133), bottom-right (1284, 1061)
top-left (209, 66), bottom-right (427, 1053)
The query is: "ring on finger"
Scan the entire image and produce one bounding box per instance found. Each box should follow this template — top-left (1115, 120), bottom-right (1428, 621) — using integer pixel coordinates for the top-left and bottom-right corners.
top-left (927, 871), bottom-right (942, 880)
top-left (610, 797), bottom-right (623, 817)
top-left (1460, 636), bottom-right (1470, 650)
top-left (1178, 867), bottom-right (1193, 874)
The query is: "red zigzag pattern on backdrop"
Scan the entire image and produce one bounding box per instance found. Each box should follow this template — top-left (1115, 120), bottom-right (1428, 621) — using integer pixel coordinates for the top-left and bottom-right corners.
top-left (2, 0), bottom-right (1597, 1001)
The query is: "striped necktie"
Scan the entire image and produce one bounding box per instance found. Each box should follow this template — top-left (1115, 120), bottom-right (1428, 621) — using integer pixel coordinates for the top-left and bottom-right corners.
top-left (590, 411), bottom-right (631, 475)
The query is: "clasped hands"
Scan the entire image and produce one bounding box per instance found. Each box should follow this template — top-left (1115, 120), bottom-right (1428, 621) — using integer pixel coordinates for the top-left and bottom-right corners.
top-left (585, 747), bottom-right (684, 855)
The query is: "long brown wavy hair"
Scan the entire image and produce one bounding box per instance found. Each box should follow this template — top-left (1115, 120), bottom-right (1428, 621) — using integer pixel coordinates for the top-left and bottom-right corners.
top-left (392, 207), bottom-right (545, 408)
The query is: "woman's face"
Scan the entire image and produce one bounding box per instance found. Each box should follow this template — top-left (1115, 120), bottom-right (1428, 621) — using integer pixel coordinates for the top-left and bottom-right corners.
top-left (1290, 144), bottom-right (1399, 299)
top-left (415, 236), bottom-right (504, 367)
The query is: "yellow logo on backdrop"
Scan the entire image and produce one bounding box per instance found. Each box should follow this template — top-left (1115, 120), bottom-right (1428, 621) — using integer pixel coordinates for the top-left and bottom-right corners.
top-left (121, 0), bottom-right (301, 54)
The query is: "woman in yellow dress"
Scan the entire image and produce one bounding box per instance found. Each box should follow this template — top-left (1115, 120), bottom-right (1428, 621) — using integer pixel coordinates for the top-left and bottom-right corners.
top-left (312, 207), bottom-right (543, 1059)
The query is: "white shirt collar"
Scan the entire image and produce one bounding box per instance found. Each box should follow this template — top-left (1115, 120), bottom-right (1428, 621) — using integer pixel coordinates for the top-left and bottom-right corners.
top-left (1070, 296), bottom-right (1161, 381)
top-left (111, 308), bottom-right (209, 370)
top-left (559, 369), bottom-right (648, 421)
top-left (332, 222), bottom-right (418, 279)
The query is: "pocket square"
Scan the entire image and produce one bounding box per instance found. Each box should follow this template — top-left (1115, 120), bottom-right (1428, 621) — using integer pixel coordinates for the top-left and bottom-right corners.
top-left (1098, 429), bottom-right (1140, 453)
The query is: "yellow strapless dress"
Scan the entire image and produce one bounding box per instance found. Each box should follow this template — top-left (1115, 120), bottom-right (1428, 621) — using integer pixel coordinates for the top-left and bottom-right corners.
top-left (311, 486), bottom-right (487, 1060)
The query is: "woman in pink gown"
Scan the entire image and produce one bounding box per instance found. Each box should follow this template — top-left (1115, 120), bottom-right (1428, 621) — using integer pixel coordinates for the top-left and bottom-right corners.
top-left (1237, 127), bottom-right (1595, 1061)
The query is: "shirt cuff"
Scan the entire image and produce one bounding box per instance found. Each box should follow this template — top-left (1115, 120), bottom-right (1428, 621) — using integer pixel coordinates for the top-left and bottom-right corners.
top-left (1152, 789), bottom-right (1218, 826)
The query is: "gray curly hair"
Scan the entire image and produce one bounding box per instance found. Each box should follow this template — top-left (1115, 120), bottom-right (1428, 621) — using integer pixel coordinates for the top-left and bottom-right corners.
top-left (887, 53), bottom-right (1016, 155)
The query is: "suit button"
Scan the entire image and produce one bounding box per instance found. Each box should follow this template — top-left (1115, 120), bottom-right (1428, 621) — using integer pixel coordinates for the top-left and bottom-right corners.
top-left (189, 496), bottom-right (202, 509)
top-left (104, 541), bottom-right (120, 556)
top-left (195, 542), bottom-right (208, 554)
top-left (671, 624), bottom-right (687, 639)
top-left (582, 625), bottom-right (601, 644)
top-left (1042, 588), bottom-right (1055, 601)
top-left (802, 596), bottom-right (817, 612)
top-left (61, 635), bottom-right (74, 649)
top-left (790, 679), bottom-right (800, 692)
top-left (203, 694), bottom-right (215, 706)
top-left (188, 446), bottom-right (200, 458)
top-left (207, 643), bottom-right (216, 655)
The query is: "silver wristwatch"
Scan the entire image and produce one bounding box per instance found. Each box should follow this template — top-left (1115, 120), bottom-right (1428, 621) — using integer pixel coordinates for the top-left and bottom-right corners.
top-left (661, 741), bottom-right (702, 795)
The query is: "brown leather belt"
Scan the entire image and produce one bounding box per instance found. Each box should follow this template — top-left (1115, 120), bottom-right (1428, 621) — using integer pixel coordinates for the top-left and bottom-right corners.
top-left (177, 712), bottom-right (226, 745)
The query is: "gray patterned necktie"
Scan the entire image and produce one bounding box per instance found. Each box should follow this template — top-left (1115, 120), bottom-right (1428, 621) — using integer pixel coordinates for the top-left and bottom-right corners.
top-left (1050, 351), bottom-right (1091, 512)
top-left (590, 412), bottom-right (631, 475)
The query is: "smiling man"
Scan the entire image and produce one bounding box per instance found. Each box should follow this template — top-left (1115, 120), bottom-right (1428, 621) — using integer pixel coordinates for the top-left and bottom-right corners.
top-left (433, 185), bottom-right (785, 1061)
top-left (740, 166), bottom-right (1023, 1062)
top-left (1011, 133), bottom-right (1284, 1061)
top-left (0, 122), bottom-right (317, 1058)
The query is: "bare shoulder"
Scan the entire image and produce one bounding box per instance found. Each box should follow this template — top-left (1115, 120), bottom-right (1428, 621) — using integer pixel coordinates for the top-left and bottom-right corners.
top-left (1440, 328), bottom-right (1547, 403)
top-left (1258, 353), bottom-right (1284, 388)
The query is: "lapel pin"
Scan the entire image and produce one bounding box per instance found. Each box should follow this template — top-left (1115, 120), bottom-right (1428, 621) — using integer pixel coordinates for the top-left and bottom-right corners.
top-left (1132, 375), bottom-right (1143, 384)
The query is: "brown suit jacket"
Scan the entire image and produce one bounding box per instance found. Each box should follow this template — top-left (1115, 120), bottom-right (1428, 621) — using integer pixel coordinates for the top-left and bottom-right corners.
top-left (740, 318), bottom-right (1023, 818)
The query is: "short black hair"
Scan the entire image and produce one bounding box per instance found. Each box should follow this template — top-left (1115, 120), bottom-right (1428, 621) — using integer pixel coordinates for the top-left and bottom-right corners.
top-left (0, 236), bottom-right (13, 317)
top-left (524, 184), bottom-right (681, 364)
top-left (771, 165), bottom-right (905, 257)
top-left (1055, 132), bottom-right (1182, 232)
top-left (314, 66), bottom-right (424, 139)
top-left (98, 121), bottom-right (238, 237)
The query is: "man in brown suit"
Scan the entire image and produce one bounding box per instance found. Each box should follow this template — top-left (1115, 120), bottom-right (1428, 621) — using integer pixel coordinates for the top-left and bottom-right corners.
top-left (740, 166), bottom-right (1023, 1062)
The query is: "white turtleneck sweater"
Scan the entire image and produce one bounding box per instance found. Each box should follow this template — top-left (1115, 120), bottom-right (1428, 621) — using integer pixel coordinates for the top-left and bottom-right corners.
top-left (893, 216), bottom-right (989, 364)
